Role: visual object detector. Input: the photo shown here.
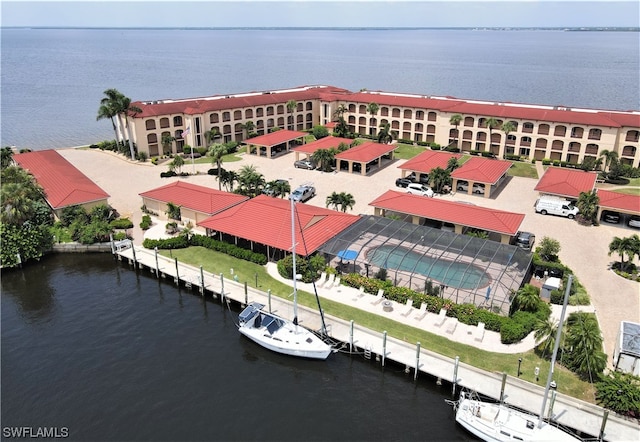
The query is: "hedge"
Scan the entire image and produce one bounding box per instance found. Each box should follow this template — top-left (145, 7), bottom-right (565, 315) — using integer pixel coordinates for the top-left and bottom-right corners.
top-left (189, 234), bottom-right (267, 265)
top-left (110, 218), bottom-right (134, 229)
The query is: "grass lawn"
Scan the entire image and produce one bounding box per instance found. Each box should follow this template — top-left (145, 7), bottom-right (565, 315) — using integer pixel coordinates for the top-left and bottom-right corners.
top-left (612, 187), bottom-right (640, 196)
top-left (393, 143), bottom-right (426, 160)
top-left (508, 161), bottom-right (538, 179)
top-left (159, 246), bottom-right (596, 403)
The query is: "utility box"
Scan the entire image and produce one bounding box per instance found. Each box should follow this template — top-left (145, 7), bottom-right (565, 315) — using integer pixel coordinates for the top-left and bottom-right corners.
top-left (614, 321), bottom-right (640, 376)
top-left (540, 277), bottom-right (561, 302)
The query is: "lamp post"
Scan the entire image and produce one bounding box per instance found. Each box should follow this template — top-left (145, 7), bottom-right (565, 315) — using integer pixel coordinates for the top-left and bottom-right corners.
top-left (517, 358), bottom-right (522, 377)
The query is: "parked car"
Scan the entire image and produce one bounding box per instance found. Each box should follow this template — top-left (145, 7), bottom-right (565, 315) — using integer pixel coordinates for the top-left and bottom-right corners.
top-left (407, 172), bottom-right (429, 184)
top-left (628, 215), bottom-right (640, 229)
top-left (512, 231), bottom-right (536, 250)
top-left (601, 211), bottom-right (621, 224)
top-left (294, 159), bottom-right (316, 170)
top-left (534, 195), bottom-right (579, 219)
top-left (395, 177), bottom-right (413, 188)
top-left (290, 184), bottom-right (316, 202)
top-left (406, 183), bottom-right (434, 198)
top-left (457, 181), bottom-right (485, 195)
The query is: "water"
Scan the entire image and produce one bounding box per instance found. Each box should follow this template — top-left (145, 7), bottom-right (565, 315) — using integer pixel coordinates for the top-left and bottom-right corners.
top-left (367, 244), bottom-right (490, 290)
top-left (1, 28), bottom-right (638, 150)
top-left (1, 254), bottom-right (471, 441)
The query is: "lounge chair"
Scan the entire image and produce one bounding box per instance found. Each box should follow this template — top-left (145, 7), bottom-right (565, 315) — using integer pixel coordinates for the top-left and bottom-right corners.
top-left (316, 272), bottom-right (327, 287)
top-left (475, 322), bottom-right (486, 342)
top-left (434, 308), bottom-right (447, 327)
top-left (401, 299), bottom-right (414, 317)
top-left (371, 289), bottom-right (385, 305)
top-left (414, 303), bottom-right (428, 320)
top-left (353, 286), bottom-right (365, 301)
top-left (324, 273), bottom-right (335, 288)
top-left (446, 318), bottom-right (458, 334)
top-left (333, 277), bottom-right (341, 290)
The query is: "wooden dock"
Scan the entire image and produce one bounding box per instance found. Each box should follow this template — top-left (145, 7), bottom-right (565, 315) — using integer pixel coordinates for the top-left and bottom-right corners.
top-left (113, 241), bottom-right (638, 441)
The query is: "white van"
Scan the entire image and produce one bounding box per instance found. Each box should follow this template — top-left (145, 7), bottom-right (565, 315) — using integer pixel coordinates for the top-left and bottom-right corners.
top-left (535, 195), bottom-right (579, 219)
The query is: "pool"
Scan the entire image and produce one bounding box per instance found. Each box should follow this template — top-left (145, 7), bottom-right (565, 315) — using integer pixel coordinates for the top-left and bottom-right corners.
top-left (367, 245), bottom-right (491, 290)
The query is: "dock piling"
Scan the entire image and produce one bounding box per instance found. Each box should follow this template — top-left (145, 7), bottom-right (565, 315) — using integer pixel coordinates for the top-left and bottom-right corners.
top-left (414, 342), bottom-right (421, 380)
top-left (452, 356), bottom-right (459, 396)
top-left (174, 258), bottom-right (179, 285)
top-left (199, 266), bottom-right (205, 295)
top-left (382, 331), bottom-right (387, 367)
top-left (349, 320), bottom-right (354, 353)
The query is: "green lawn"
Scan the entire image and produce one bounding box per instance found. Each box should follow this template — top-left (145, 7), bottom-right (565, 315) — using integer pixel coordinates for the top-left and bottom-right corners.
top-left (393, 143), bottom-right (426, 160)
top-left (612, 187), bottom-right (640, 196)
top-left (507, 161), bottom-right (538, 179)
top-left (159, 246), bottom-right (596, 403)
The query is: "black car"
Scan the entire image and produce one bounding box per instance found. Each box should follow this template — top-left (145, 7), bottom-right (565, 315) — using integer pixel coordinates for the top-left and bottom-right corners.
top-left (407, 172), bottom-right (429, 184)
top-left (512, 231), bottom-right (536, 250)
top-left (395, 177), bottom-right (412, 188)
top-left (601, 211), bottom-right (621, 224)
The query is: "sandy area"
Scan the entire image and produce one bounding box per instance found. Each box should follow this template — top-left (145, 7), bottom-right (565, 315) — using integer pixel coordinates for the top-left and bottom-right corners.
top-left (57, 147), bottom-right (639, 364)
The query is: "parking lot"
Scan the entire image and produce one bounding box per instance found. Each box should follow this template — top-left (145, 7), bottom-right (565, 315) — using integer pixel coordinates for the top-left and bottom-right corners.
top-left (59, 147), bottom-right (640, 366)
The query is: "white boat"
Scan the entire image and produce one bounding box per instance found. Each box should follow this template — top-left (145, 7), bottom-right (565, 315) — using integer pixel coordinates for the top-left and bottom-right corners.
top-left (451, 276), bottom-right (582, 441)
top-left (237, 198), bottom-right (332, 360)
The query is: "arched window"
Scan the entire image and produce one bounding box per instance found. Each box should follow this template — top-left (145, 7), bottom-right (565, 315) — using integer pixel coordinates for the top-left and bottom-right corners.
top-left (349, 104), bottom-right (356, 112)
top-left (415, 110), bottom-right (424, 120)
top-left (147, 133), bottom-right (158, 143)
top-left (588, 128), bottom-right (602, 140)
top-left (427, 112), bottom-right (437, 122)
top-left (554, 125), bottom-right (567, 137)
top-left (245, 109), bottom-right (253, 119)
top-left (522, 122), bottom-right (534, 133)
top-left (359, 105), bottom-right (367, 114)
top-left (538, 124), bottom-right (550, 135)
top-left (173, 116), bottom-right (183, 126)
top-left (392, 108), bottom-right (401, 118)
top-left (159, 118), bottom-right (170, 128)
top-left (625, 130), bottom-right (639, 142)
top-left (463, 116), bottom-right (474, 127)
top-left (234, 110), bottom-right (242, 120)
top-left (380, 107), bottom-right (389, 117)
top-left (145, 119), bottom-right (156, 130)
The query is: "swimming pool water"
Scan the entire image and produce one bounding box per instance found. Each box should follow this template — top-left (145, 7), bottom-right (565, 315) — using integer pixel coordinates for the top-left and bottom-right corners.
top-left (367, 245), bottom-right (490, 290)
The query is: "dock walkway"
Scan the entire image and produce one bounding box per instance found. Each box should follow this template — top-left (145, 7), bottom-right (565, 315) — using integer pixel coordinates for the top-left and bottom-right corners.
top-left (113, 241), bottom-right (639, 441)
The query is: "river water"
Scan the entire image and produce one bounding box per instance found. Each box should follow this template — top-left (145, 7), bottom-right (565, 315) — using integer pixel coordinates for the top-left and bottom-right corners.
top-left (1, 253), bottom-right (471, 441)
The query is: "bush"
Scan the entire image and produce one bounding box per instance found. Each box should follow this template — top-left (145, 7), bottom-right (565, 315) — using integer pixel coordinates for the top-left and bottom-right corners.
top-left (140, 215), bottom-right (152, 230)
top-left (110, 218), bottom-right (134, 229)
top-left (160, 171), bottom-right (177, 178)
top-left (500, 319), bottom-right (526, 344)
top-left (189, 234), bottom-right (267, 265)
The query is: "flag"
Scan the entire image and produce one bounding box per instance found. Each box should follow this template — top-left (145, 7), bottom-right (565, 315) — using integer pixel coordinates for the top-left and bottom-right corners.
top-left (182, 126), bottom-right (191, 138)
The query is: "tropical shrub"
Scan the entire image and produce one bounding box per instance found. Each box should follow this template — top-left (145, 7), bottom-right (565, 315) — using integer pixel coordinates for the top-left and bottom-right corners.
top-left (110, 218), bottom-right (133, 229)
top-left (595, 371), bottom-right (640, 418)
top-left (140, 215), bottom-right (152, 230)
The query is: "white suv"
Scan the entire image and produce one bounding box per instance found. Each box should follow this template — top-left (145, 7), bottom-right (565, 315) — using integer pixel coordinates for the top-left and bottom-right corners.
top-left (406, 183), bottom-right (434, 198)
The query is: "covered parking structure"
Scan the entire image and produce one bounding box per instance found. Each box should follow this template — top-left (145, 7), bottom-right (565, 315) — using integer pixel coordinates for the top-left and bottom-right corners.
top-left (335, 141), bottom-right (397, 175)
top-left (596, 189), bottom-right (640, 225)
top-left (534, 167), bottom-right (597, 200)
top-left (243, 129), bottom-right (307, 158)
top-left (317, 215), bottom-right (532, 315)
top-left (290, 136), bottom-right (353, 162)
top-left (398, 150), bottom-right (461, 182)
top-left (369, 190), bottom-right (525, 244)
top-left (451, 157), bottom-right (512, 198)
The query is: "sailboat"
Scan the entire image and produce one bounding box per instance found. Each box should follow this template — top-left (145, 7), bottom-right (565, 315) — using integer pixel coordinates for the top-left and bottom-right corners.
top-left (237, 198), bottom-right (332, 360)
top-left (450, 276), bottom-right (582, 441)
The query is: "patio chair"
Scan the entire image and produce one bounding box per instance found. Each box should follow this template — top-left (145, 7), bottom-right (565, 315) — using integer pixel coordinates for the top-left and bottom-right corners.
top-left (324, 273), bottom-right (335, 288)
top-left (371, 289), bottom-right (385, 305)
top-left (401, 299), bottom-right (414, 317)
top-left (475, 322), bottom-right (486, 342)
top-left (414, 303), bottom-right (428, 321)
top-left (353, 286), bottom-right (365, 301)
top-left (316, 272), bottom-right (327, 287)
top-left (434, 308), bottom-right (447, 327)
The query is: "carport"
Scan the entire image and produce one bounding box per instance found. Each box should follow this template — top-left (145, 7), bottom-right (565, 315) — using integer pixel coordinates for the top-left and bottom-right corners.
top-left (451, 157), bottom-right (512, 198)
top-left (290, 136), bottom-right (353, 161)
top-left (534, 167), bottom-right (597, 200)
top-left (398, 150), bottom-right (461, 182)
top-left (335, 141), bottom-right (397, 176)
top-left (596, 189), bottom-right (640, 224)
top-left (369, 190), bottom-right (525, 244)
top-left (243, 129), bottom-right (307, 158)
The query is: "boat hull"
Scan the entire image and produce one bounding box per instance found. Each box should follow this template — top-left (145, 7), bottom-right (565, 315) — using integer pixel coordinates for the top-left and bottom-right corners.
top-left (238, 303), bottom-right (332, 360)
top-left (455, 394), bottom-right (581, 442)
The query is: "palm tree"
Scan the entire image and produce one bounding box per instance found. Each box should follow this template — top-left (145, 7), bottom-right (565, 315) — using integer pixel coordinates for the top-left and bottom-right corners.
top-left (97, 89), bottom-right (122, 144)
top-left (161, 134), bottom-right (175, 155)
top-left (1, 146), bottom-right (14, 169)
top-left (241, 121), bottom-right (255, 139)
top-left (326, 192), bottom-right (355, 212)
top-left (608, 235), bottom-right (636, 272)
top-left (333, 104), bottom-right (348, 120)
top-left (484, 117), bottom-right (500, 154)
top-left (576, 189), bottom-right (599, 225)
top-left (286, 100), bottom-right (297, 131)
top-left (219, 169), bottom-right (238, 192)
top-left (429, 167), bottom-right (451, 194)
top-left (168, 155), bottom-right (184, 174)
top-left (512, 284), bottom-right (540, 313)
top-left (446, 157), bottom-right (459, 172)
top-left (366, 102), bottom-right (379, 136)
top-left (165, 202), bottom-right (181, 221)
top-left (449, 114), bottom-right (462, 147)
top-left (236, 164), bottom-right (265, 197)
top-left (534, 317), bottom-right (561, 359)
top-left (377, 122), bottom-right (394, 144)
top-left (265, 179), bottom-right (291, 198)
top-left (204, 128), bottom-right (220, 147)
top-left (311, 148), bottom-right (336, 172)
top-left (599, 149), bottom-right (619, 173)
top-left (565, 312), bottom-right (607, 380)
top-left (501, 121), bottom-right (516, 157)
top-left (209, 143), bottom-right (228, 190)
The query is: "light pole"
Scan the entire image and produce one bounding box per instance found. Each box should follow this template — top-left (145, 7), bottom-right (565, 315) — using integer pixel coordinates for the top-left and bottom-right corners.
top-left (517, 358), bottom-right (522, 377)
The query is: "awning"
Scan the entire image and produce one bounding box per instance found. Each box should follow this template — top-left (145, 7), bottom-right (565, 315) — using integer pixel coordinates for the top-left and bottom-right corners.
top-left (337, 249), bottom-right (358, 261)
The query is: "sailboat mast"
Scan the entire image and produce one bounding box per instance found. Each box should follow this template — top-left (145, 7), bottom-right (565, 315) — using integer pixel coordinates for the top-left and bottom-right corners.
top-left (538, 274), bottom-right (573, 428)
top-left (290, 197), bottom-right (299, 326)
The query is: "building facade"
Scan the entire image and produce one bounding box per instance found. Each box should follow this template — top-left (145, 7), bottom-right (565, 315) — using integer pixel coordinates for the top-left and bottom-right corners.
top-left (128, 86), bottom-right (640, 168)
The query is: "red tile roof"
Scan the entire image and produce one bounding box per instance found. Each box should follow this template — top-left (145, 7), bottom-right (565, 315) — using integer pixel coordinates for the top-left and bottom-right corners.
top-left (242, 130), bottom-right (307, 147)
top-left (13, 150), bottom-right (110, 210)
top-left (132, 86), bottom-right (350, 118)
top-left (451, 157), bottom-right (512, 184)
top-left (369, 190), bottom-right (525, 236)
top-left (292, 136), bottom-right (353, 155)
top-left (197, 195), bottom-right (360, 256)
top-left (139, 181), bottom-right (248, 215)
top-left (343, 91), bottom-right (464, 111)
top-left (597, 189), bottom-right (640, 214)
top-left (399, 150), bottom-right (461, 173)
top-left (534, 167), bottom-right (598, 198)
top-left (335, 141), bottom-right (397, 162)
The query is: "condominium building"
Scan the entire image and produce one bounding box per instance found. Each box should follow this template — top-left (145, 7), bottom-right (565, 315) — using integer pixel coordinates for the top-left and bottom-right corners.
top-left (128, 85), bottom-right (640, 168)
